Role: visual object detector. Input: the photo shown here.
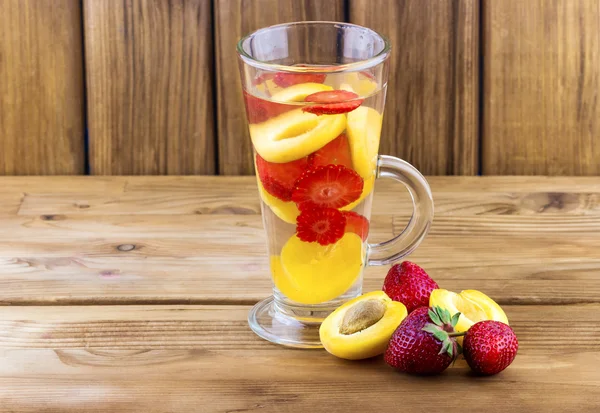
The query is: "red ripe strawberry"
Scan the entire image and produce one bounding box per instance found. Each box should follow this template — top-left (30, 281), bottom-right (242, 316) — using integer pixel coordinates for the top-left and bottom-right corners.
top-left (385, 306), bottom-right (461, 375)
top-left (382, 261), bottom-right (439, 313)
top-left (255, 154), bottom-right (310, 201)
top-left (296, 207), bottom-right (346, 246)
top-left (308, 134), bottom-right (353, 169)
top-left (273, 72), bottom-right (327, 88)
top-left (462, 321), bottom-right (518, 376)
top-left (292, 164), bottom-right (364, 210)
top-left (243, 91), bottom-right (292, 124)
top-left (343, 211), bottom-right (369, 241)
top-left (303, 90), bottom-right (364, 115)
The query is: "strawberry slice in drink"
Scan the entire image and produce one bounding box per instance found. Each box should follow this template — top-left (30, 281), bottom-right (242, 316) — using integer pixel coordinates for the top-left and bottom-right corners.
top-left (308, 133), bottom-right (353, 169)
top-left (296, 207), bottom-right (346, 246)
top-left (256, 154), bottom-right (310, 201)
top-left (342, 211), bottom-right (369, 241)
top-left (273, 72), bottom-right (327, 88)
top-left (292, 164), bottom-right (364, 210)
top-left (303, 90), bottom-right (364, 115)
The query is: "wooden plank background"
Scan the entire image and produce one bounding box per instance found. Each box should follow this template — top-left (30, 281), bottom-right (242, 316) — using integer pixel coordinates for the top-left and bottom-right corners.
top-left (0, 0), bottom-right (599, 176)
top-left (350, 0), bottom-right (480, 175)
top-left (84, 0), bottom-right (216, 175)
top-left (0, 0), bottom-right (85, 175)
top-left (483, 0), bottom-right (600, 175)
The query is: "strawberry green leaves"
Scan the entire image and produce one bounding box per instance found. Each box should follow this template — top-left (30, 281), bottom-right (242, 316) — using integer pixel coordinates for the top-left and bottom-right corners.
top-left (422, 306), bottom-right (462, 359)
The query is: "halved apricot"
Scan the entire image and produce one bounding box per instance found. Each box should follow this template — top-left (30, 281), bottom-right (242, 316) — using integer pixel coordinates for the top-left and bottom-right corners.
top-left (429, 288), bottom-right (509, 333)
top-left (320, 291), bottom-right (407, 360)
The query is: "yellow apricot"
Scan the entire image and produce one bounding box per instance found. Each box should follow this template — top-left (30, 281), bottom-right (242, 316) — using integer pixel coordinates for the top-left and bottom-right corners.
top-left (320, 291), bottom-right (407, 360)
top-left (429, 288), bottom-right (509, 333)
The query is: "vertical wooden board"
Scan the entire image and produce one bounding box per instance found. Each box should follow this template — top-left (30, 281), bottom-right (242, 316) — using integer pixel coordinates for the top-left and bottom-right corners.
top-left (0, 0), bottom-right (85, 175)
top-left (350, 0), bottom-right (479, 175)
top-left (483, 0), bottom-right (600, 175)
top-left (214, 0), bottom-right (345, 175)
top-left (84, 0), bottom-right (216, 175)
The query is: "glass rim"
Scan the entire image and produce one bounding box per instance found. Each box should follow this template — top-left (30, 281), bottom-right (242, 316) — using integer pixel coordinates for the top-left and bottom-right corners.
top-left (236, 21), bottom-right (391, 73)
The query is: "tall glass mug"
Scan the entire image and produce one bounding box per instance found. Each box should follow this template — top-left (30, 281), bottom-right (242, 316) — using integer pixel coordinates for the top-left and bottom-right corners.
top-left (237, 22), bottom-right (433, 347)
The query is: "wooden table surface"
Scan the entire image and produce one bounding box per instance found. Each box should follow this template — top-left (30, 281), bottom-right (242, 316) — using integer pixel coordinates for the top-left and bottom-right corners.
top-left (0, 176), bottom-right (599, 412)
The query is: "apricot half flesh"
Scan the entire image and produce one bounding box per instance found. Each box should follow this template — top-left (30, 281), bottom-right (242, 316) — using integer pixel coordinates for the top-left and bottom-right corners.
top-left (320, 291), bottom-right (407, 360)
top-left (429, 288), bottom-right (509, 333)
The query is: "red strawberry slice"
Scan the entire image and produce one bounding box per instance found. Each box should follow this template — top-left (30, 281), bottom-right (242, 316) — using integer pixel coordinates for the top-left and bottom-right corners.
top-left (343, 211), bottom-right (369, 241)
top-left (256, 154), bottom-right (310, 201)
top-left (308, 134), bottom-right (353, 169)
top-left (292, 164), bottom-right (364, 210)
top-left (296, 207), bottom-right (346, 245)
top-left (359, 70), bottom-right (376, 80)
top-left (273, 72), bottom-right (327, 88)
top-left (243, 91), bottom-right (293, 124)
top-left (303, 90), bottom-right (364, 115)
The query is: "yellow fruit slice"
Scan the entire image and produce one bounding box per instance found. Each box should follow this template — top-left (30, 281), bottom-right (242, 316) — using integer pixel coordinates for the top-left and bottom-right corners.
top-left (340, 72), bottom-right (378, 97)
top-left (346, 107), bottom-right (383, 179)
top-left (271, 82), bottom-right (333, 102)
top-left (319, 291), bottom-right (407, 360)
top-left (256, 180), bottom-right (300, 224)
top-left (461, 290), bottom-right (509, 325)
top-left (250, 109), bottom-right (346, 163)
top-left (255, 78), bottom-right (279, 96)
top-left (429, 289), bottom-right (509, 333)
top-left (277, 233), bottom-right (364, 304)
top-left (341, 175), bottom-right (375, 211)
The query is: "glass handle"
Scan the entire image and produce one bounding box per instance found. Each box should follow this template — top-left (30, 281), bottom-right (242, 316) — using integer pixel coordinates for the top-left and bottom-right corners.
top-left (367, 155), bottom-right (434, 266)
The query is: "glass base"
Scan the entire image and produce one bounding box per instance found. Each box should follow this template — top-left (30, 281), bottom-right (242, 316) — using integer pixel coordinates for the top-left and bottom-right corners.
top-left (248, 296), bottom-right (323, 348)
top-left (248, 291), bottom-right (361, 348)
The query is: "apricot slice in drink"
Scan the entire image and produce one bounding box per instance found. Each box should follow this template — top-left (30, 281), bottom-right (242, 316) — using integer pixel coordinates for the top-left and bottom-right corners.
top-left (271, 82), bottom-right (333, 102)
top-left (346, 107), bottom-right (383, 179)
top-left (257, 179), bottom-right (300, 224)
top-left (276, 233), bottom-right (364, 304)
top-left (319, 291), bottom-right (407, 360)
top-left (250, 109), bottom-right (346, 163)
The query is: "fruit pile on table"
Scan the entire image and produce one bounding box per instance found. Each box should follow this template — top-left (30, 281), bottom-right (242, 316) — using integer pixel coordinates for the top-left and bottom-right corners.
top-left (245, 71), bottom-right (382, 305)
top-left (320, 262), bottom-right (519, 376)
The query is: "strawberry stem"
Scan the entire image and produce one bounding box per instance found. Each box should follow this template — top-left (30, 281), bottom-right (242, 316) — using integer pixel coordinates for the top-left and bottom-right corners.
top-left (448, 331), bottom-right (467, 338)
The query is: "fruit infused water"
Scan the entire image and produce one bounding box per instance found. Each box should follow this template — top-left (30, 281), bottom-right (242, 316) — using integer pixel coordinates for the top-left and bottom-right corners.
top-left (244, 70), bottom-right (386, 305)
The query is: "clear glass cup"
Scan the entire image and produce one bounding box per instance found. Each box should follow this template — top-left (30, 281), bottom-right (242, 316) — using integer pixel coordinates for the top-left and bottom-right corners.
top-left (237, 21), bottom-right (433, 348)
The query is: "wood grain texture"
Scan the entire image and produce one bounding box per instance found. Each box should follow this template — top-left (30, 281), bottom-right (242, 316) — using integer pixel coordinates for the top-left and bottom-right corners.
top-left (0, 306), bottom-right (598, 412)
top-left (0, 304), bottom-right (598, 350)
top-left (350, 0), bottom-right (479, 175)
top-left (0, 0), bottom-right (85, 175)
top-left (214, 0), bottom-right (345, 175)
top-left (84, 0), bottom-right (216, 175)
top-left (0, 177), bottom-right (598, 305)
top-left (483, 0), bottom-right (600, 175)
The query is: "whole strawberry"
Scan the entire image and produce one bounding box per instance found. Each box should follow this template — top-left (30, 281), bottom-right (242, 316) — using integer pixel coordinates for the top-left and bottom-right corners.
top-left (383, 261), bottom-right (439, 313)
top-left (463, 321), bottom-right (518, 375)
top-left (385, 306), bottom-right (461, 375)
